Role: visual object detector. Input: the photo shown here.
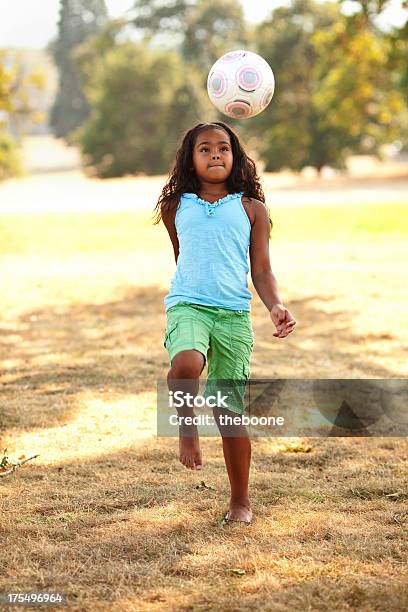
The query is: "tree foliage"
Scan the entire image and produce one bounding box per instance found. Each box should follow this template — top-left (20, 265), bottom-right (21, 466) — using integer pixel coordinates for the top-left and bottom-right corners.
top-left (246, 0), bottom-right (405, 172)
top-left (0, 51), bottom-right (45, 179)
top-left (312, 14), bottom-right (404, 160)
top-left (247, 0), bottom-right (339, 171)
top-left (50, 0), bottom-right (108, 139)
top-left (72, 0), bottom-right (249, 176)
top-left (338, 0), bottom-right (394, 20)
top-left (74, 39), bottom-right (213, 177)
top-left (129, 0), bottom-right (248, 73)
top-left (71, 0), bottom-right (407, 176)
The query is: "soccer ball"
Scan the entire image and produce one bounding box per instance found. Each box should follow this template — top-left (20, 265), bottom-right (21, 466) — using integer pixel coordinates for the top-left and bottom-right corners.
top-left (207, 49), bottom-right (275, 120)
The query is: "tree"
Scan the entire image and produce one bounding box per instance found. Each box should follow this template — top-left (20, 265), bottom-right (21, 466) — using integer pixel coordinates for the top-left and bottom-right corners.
top-left (247, 0), bottom-right (404, 173)
top-left (338, 0), bottom-right (408, 100)
top-left (338, 0), bottom-right (393, 21)
top-left (129, 0), bottom-right (248, 72)
top-left (181, 0), bottom-right (248, 73)
top-left (0, 51), bottom-right (45, 180)
top-left (50, 0), bottom-right (108, 139)
top-left (74, 41), bottom-right (212, 177)
top-left (384, 19), bottom-right (408, 150)
top-left (248, 0), bottom-right (340, 173)
top-left (127, 0), bottom-right (195, 45)
top-left (338, 1), bottom-right (408, 151)
top-left (71, 0), bottom-right (250, 177)
top-left (311, 13), bottom-right (404, 165)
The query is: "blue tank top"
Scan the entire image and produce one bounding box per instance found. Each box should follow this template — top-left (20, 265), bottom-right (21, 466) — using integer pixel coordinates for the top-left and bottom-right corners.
top-left (164, 191), bottom-right (252, 312)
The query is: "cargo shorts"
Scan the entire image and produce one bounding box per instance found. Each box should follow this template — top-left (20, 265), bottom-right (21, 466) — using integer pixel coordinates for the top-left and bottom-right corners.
top-left (163, 301), bottom-right (254, 415)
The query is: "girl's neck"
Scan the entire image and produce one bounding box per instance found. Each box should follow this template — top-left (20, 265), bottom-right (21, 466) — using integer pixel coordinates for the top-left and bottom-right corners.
top-left (197, 181), bottom-right (229, 199)
top-left (199, 190), bottom-right (228, 196)
top-left (198, 188), bottom-right (229, 198)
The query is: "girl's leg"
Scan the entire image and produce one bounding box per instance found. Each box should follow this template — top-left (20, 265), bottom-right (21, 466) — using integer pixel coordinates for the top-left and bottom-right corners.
top-left (167, 349), bottom-right (205, 470)
top-left (213, 408), bottom-right (252, 522)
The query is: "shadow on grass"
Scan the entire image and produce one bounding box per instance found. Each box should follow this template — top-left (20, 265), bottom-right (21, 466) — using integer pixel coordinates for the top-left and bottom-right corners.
top-left (0, 284), bottom-right (404, 436)
top-left (1, 438), bottom-right (407, 610)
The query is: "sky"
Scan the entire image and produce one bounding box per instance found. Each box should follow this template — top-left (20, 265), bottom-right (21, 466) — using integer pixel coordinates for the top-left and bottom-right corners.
top-left (0, 0), bottom-right (406, 49)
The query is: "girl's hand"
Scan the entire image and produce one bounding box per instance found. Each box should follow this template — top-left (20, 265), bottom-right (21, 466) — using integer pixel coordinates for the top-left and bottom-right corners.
top-left (270, 303), bottom-right (297, 338)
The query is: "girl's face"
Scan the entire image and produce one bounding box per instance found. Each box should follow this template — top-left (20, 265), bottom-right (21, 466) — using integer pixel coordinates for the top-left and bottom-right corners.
top-left (192, 128), bottom-right (233, 185)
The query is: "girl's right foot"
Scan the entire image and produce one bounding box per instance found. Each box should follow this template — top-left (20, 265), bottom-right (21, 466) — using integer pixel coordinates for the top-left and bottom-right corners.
top-left (179, 426), bottom-right (203, 470)
top-left (226, 499), bottom-right (252, 523)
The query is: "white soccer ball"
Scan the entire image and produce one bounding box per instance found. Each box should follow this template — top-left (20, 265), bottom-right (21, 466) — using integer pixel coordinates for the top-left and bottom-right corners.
top-left (207, 49), bottom-right (275, 120)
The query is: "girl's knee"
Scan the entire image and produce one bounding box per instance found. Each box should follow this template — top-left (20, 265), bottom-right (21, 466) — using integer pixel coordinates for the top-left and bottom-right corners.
top-left (170, 349), bottom-right (205, 378)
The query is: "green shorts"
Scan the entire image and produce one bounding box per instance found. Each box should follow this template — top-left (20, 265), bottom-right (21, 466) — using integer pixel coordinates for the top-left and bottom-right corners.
top-left (163, 301), bottom-right (254, 414)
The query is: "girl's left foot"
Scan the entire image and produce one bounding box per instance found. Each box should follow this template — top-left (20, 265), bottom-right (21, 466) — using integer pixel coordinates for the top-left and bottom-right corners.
top-left (226, 501), bottom-right (252, 523)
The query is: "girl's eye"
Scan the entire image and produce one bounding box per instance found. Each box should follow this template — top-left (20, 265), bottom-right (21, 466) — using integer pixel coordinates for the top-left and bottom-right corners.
top-left (200, 147), bottom-right (229, 152)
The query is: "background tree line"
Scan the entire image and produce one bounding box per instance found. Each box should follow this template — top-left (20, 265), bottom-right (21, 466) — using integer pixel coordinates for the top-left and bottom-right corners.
top-left (0, 50), bottom-right (45, 179)
top-left (1, 0), bottom-right (407, 179)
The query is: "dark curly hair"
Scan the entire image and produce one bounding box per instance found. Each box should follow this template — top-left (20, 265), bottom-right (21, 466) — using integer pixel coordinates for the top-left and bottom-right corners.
top-left (152, 121), bottom-right (273, 236)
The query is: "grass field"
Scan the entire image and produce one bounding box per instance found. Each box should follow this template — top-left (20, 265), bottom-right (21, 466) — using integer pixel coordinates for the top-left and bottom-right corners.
top-left (1, 201), bottom-right (408, 255)
top-left (1, 196), bottom-right (407, 611)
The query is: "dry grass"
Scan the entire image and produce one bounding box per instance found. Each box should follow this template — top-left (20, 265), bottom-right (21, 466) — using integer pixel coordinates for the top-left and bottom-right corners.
top-left (0, 174), bottom-right (408, 611)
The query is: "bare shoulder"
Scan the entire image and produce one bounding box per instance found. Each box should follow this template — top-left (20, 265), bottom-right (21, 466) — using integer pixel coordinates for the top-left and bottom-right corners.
top-left (241, 196), bottom-right (267, 227)
top-left (160, 196), bottom-right (180, 260)
top-left (161, 196), bottom-right (180, 227)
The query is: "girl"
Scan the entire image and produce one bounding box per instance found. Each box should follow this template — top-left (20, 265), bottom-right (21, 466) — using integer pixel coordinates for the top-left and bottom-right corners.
top-left (153, 121), bottom-right (296, 524)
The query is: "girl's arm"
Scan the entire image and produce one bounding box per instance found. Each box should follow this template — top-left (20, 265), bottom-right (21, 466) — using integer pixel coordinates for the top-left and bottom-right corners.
top-left (249, 199), bottom-right (282, 309)
top-left (161, 204), bottom-right (179, 264)
top-left (249, 199), bottom-right (297, 338)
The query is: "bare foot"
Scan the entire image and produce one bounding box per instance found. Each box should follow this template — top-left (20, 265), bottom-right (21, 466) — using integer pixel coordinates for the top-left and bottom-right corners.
top-left (179, 426), bottom-right (203, 470)
top-left (226, 500), bottom-right (252, 523)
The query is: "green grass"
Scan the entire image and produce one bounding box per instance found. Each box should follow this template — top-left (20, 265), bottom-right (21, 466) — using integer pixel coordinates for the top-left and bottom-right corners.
top-left (0, 212), bottom-right (159, 255)
top-left (0, 202), bottom-right (407, 255)
top-left (270, 201), bottom-right (408, 241)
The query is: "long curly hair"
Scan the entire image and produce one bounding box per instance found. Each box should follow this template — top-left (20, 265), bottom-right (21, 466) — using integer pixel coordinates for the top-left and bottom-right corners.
top-left (152, 121), bottom-right (273, 236)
